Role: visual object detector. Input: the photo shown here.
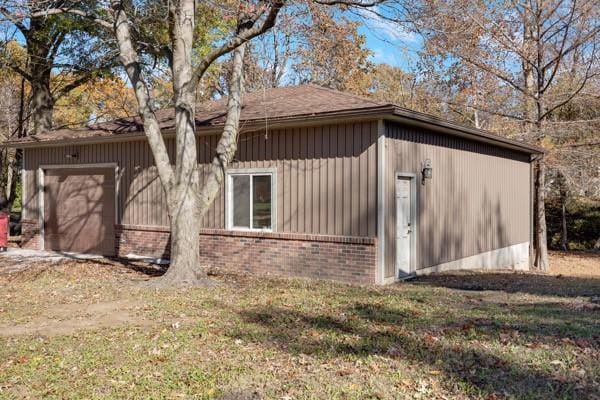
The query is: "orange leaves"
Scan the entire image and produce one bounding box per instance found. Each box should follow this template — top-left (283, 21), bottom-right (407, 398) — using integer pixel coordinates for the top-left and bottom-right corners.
top-left (54, 76), bottom-right (136, 128)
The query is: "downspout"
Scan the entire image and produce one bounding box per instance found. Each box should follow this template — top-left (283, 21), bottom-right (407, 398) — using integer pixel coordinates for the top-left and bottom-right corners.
top-left (529, 155), bottom-right (534, 268)
top-left (377, 119), bottom-right (386, 284)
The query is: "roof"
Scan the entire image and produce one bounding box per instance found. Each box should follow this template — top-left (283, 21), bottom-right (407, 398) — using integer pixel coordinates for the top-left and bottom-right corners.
top-left (6, 84), bottom-right (543, 154)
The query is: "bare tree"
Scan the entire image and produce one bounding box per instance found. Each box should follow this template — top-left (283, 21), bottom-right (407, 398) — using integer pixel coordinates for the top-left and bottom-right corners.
top-left (243, 2), bottom-right (374, 94)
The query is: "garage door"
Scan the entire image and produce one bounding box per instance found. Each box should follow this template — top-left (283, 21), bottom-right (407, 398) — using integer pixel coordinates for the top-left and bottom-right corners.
top-left (43, 167), bottom-right (115, 256)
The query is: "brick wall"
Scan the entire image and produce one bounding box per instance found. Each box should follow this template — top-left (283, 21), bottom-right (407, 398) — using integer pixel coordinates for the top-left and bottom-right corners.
top-left (116, 225), bottom-right (377, 284)
top-left (20, 219), bottom-right (41, 250)
top-left (115, 225), bottom-right (171, 260)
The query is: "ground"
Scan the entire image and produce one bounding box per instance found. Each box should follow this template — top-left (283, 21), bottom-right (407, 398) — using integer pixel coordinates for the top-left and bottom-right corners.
top-left (0, 252), bottom-right (598, 399)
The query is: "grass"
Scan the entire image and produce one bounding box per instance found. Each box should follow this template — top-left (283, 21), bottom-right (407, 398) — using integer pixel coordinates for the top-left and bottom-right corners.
top-left (0, 255), bottom-right (599, 399)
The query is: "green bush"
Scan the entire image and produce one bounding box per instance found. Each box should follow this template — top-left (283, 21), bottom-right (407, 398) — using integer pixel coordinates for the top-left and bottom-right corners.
top-left (546, 196), bottom-right (600, 251)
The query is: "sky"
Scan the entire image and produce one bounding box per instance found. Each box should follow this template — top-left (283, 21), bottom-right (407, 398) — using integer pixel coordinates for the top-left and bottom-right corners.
top-left (353, 7), bottom-right (424, 71)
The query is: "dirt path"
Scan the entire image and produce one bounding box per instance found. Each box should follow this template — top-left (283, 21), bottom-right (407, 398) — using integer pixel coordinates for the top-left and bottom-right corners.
top-left (550, 251), bottom-right (600, 277)
top-left (0, 299), bottom-right (152, 337)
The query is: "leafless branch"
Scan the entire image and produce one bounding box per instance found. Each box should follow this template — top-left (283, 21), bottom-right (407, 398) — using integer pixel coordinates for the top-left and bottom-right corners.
top-left (29, 7), bottom-right (114, 29)
top-left (190, 0), bottom-right (284, 88)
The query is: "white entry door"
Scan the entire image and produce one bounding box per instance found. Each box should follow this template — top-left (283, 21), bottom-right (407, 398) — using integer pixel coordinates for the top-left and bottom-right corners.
top-left (396, 176), bottom-right (413, 278)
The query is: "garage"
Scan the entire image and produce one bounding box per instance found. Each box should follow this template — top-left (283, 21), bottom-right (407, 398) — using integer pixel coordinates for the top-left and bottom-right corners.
top-left (43, 167), bottom-right (115, 256)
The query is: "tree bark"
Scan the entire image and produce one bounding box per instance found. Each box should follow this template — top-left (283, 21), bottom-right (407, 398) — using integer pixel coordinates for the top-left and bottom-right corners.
top-left (197, 42), bottom-right (246, 221)
top-left (109, 0), bottom-right (284, 285)
top-left (157, 0), bottom-right (203, 284)
top-left (160, 189), bottom-right (203, 285)
top-left (110, 0), bottom-right (247, 285)
top-left (161, 29), bottom-right (248, 285)
top-left (0, 149), bottom-right (20, 212)
top-left (561, 197), bottom-right (568, 252)
top-left (26, 14), bottom-right (60, 135)
top-left (534, 160), bottom-right (549, 271)
top-left (30, 79), bottom-right (53, 134)
top-left (0, 149), bottom-right (10, 211)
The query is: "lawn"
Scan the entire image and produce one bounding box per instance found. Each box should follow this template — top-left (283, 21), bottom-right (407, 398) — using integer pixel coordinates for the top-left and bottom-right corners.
top-left (0, 253), bottom-right (598, 399)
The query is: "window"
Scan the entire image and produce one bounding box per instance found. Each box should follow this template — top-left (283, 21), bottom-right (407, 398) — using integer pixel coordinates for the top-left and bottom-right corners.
top-left (227, 170), bottom-right (275, 231)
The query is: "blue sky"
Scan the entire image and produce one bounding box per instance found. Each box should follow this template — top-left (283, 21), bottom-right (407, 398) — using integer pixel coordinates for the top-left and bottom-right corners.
top-left (353, 8), bottom-right (423, 71)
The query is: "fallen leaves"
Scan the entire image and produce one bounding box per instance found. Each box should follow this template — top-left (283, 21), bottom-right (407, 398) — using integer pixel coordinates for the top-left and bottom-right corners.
top-left (499, 329), bottom-right (520, 344)
top-left (1, 254), bottom-right (599, 399)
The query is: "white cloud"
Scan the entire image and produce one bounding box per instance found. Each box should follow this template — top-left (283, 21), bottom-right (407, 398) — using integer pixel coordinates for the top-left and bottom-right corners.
top-left (356, 7), bottom-right (418, 44)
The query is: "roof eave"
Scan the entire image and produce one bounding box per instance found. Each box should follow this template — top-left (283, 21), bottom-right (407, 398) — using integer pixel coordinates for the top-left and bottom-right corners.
top-left (3, 104), bottom-right (545, 156)
top-left (387, 108), bottom-right (544, 155)
top-left (2, 106), bottom-right (396, 149)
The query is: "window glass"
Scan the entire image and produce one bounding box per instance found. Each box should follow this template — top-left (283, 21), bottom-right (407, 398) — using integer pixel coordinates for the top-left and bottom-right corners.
top-left (252, 175), bottom-right (272, 229)
top-left (232, 175), bottom-right (250, 228)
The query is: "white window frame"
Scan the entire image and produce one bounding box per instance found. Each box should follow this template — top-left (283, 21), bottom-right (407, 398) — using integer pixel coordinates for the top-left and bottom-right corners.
top-left (225, 167), bottom-right (277, 232)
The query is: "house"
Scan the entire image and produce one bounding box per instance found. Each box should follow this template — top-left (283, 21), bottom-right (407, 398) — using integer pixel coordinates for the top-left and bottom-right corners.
top-left (7, 85), bottom-right (543, 284)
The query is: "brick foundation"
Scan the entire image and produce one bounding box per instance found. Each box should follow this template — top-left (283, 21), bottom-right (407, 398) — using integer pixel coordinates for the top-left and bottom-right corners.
top-left (20, 219), bottom-right (41, 250)
top-left (116, 225), bottom-right (377, 284)
top-left (115, 225), bottom-right (171, 260)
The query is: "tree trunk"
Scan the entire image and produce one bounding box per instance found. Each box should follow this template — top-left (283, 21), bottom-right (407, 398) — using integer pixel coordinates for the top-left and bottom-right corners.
top-left (561, 198), bottom-right (568, 251)
top-left (159, 38), bottom-right (248, 285)
top-left (154, 0), bottom-right (206, 285)
top-left (30, 79), bottom-right (54, 134)
top-left (558, 172), bottom-right (568, 252)
top-left (0, 149), bottom-right (9, 211)
top-left (4, 150), bottom-right (14, 202)
top-left (0, 149), bottom-right (20, 212)
top-left (159, 190), bottom-right (203, 285)
top-left (534, 160), bottom-right (549, 271)
top-left (107, 0), bottom-right (278, 286)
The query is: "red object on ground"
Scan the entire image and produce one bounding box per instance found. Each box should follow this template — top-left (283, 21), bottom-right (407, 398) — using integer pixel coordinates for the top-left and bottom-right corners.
top-left (0, 212), bottom-right (8, 250)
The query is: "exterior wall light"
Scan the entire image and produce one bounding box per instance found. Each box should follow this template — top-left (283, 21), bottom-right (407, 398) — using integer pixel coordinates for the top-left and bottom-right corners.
top-left (65, 153), bottom-right (78, 159)
top-left (421, 159), bottom-right (432, 184)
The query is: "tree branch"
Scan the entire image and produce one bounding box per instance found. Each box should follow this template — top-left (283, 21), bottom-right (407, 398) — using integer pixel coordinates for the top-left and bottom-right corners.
top-left (196, 41), bottom-right (247, 216)
top-left (29, 7), bottom-right (113, 29)
top-left (313, 0), bottom-right (385, 5)
top-left (445, 100), bottom-right (529, 122)
top-left (110, 0), bottom-right (174, 188)
top-left (53, 71), bottom-right (98, 99)
top-left (539, 66), bottom-right (599, 121)
top-left (190, 0), bottom-right (284, 88)
top-left (0, 6), bottom-right (28, 33)
top-left (8, 63), bottom-right (33, 82)
top-left (539, 0), bottom-right (577, 94)
top-left (541, 25), bottom-right (600, 74)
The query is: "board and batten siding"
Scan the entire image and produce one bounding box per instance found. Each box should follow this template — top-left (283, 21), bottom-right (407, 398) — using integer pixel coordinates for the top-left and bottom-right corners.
top-left (22, 121), bottom-right (378, 238)
top-left (384, 121), bottom-right (531, 279)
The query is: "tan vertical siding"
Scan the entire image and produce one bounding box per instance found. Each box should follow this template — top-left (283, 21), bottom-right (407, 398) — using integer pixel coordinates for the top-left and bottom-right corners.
top-left (22, 121), bottom-right (378, 238)
top-left (21, 150), bottom-right (38, 222)
top-left (384, 122), bottom-right (531, 278)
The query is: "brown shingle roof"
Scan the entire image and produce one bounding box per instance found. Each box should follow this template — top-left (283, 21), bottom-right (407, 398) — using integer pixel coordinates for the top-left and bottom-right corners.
top-left (10, 85), bottom-right (391, 144)
top-left (6, 84), bottom-right (543, 154)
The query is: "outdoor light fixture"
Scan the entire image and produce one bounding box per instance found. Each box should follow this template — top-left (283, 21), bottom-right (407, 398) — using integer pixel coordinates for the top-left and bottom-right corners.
top-left (421, 159), bottom-right (432, 184)
top-left (65, 153), bottom-right (78, 159)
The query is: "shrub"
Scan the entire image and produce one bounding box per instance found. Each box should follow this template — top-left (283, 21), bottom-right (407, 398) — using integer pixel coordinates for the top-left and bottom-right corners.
top-left (546, 196), bottom-right (600, 251)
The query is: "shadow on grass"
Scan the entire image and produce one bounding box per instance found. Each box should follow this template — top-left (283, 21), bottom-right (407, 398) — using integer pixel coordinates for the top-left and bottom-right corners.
top-left (411, 273), bottom-right (600, 298)
top-left (12, 255), bottom-right (168, 278)
top-left (231, 301), bottom-right (598, 399)
top-left (108, 258), bottom-right (168, 277)
top-left (59, 255), bottom-right (169, 277)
